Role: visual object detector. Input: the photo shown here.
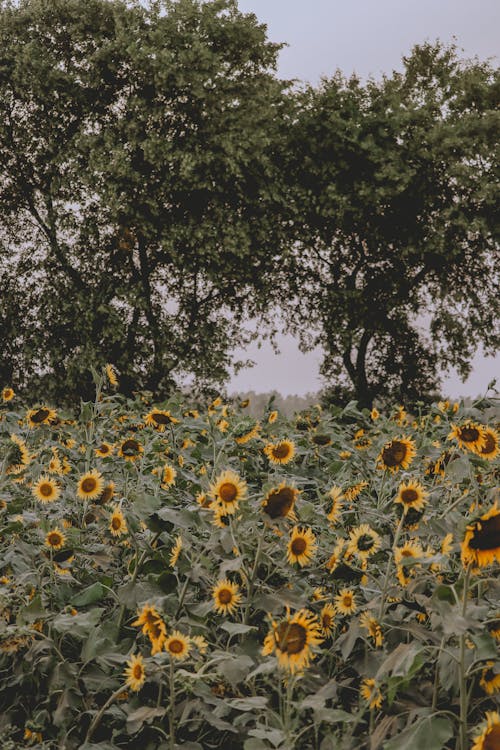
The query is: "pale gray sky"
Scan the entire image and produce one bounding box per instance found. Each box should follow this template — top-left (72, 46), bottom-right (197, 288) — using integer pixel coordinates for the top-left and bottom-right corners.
top-left (229, 0), bottom-right (499, 398)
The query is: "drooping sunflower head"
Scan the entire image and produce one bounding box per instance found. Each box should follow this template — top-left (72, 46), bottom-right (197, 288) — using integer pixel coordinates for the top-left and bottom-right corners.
top-left (110, 507), bottom-right (128, 537)
top-left (45, 528), bottom-right (66, 551)
top-left (311, 433), bottom-right (332, 447)
top-left (209, 470), bottom-right (247, 515)
top-left (144, 409), bottom-right (179, 431)
top-left (262, 483), bottom-right (299, 520)
top-left (287, 526), bottom-right (317, 567)
top-left (118, 438), bottom-right (144, 461)
top-left (360, 612), bottom-right (383, 647)
top-left (394, 481), bottom-right (428, 513)
top-left (98, 482), bottom-right (115, 504)
top-left (395, 541), bottom-right (423, 585)
top-left (346, 524), bottom-right (381, 560)
top-left (26, 406), bottom-right (57, 428)
top-left (319, 603), bottom-right (336, 636)
top-left (33, 476), bottom-right (61, 504)
top-left (326, 486), bottom-right (344, 525)
top-left (448, 422), bottom-right (486, 453)
top-left (77, 469), bottom-right (104, 500)
top-left (479, 662), bottom-right (500, 695)
top-left (164, 631), bottom-right (191, 660)
top-left (461, 505), bottom-right (500, 568)
top-left (169, 535), bottom-right (183, 567)
top-left (360, 678), bottom-right (383, 709)
top-left (212, 579), bottom-right (242, 615)
top-left (477, 428), bottom-right (499, 461)
top-left (234, 420), bottom-right (260, 445)
top-left (105, 364), bottom-right (118, 387)
top-left (471, 711), bottom-right (500, 750)
top-left (378, 437), bottom-right (416, 472)
top-left (7, 434), bottom-right (31, 473)
top-left (124, 653), bottom-right (145, 691)
top-left (262, 609), bottom-right (323, 673)
top-left (264, 440), bottom-right (296, 465)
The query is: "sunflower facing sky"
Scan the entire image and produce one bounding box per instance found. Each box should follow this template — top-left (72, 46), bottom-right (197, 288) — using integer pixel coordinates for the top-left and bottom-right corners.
top-left (287, 526), bottom-right (317, 567)
top-left (461, 505), bottom-right (500, 568)
top-left (212, 579), bottom-right (242, 615)
top-left (45, 528), bottom-right (66, 551)
top-left (394, 481), bottom-right (428, 513)
top-left (262, 609), bottom-right (323, 673)
top-left (33, 476), bottom-right (61, 504)
top-left (76, 469), bottom-right (104, 500)
top-left (209, 469), bottom-right (247, 515)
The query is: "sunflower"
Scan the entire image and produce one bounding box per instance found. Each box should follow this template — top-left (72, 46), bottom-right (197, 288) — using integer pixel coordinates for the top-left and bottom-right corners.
top-left (45, 528), bottom-right (66, 551)
top-left (354, 436), bottom-right (372, 450)
top-left (77, 469), bottom-right (104, 500)
top-left (209, 469), bottom-right (247, 515)
top-left (144, 409), bottom-right (179, 431)
top-left (287, 526), bottom-right (317, 567)
top-left (311, 433), bottom-right (332, 447)
top-left (132, 604), bottom-right (163, 635)
top-left (211, 506), bottom-right (231, 528)
top-left (334, 588), bottom-right (357, 615)
top-left (480, 662), bottom-right (500, 695)
top-left (105, 364), bottom-right (118, 387)
top-left (370, 408), bottom-right (379, 421)
top-left (268, 410), bottom-right (278, 424)
top-left (344, 481), bottom-right (368, 501)
top-left (360, 612), bottom-right (383, 647)
top-left (326, 540), bottom-right (345, 573)
top-left (395, 541), bottom-right (423, 585)
top-left (477, 427), bottom-right (499, 460)
top-left (212, 579), bottom-right (242, 615)
top-left (191, 634), bottom-right (208, 654)
top-left (319, 603), bottom-right (336, 636)
top-left (262, 483), bottom-right (299, 520)
top-left (124, 653), bottom-right (145, 691)
top-left (110, 507), bottom-right (128, 537)
top-left (346, 525), bottom-right (381, 561)
top-left (169, 535), bottom-right (183, 567)
top-left (95, 442), bottom-right (114, 458)
top-left (2, 386), bottom-right (14, 402)
top-left (147, 617), bottom-right (167, 655)
top-left (471, 711), bottom-right (500, 750)
top-left (394, 481), bottom-right (428, 513)
top-left (118, 438), bottom-right (144, 461)
top-left (262, 609), bottom-right (323, 674)
top-left (33, 476), bottom-right (61, 504)
top-left (99, 482), bottom-right (115, 504)
top-left (487, 618), bottom-right (500, 641)
top-left (26, 406), bottom-right (57, 428)
top-left (327, 486), bottom-right (344, 525)
top-left (264, 440), bottom-right (296, 465)
top-left (448, 422), bottom-right (487, 453)
top-left (235, 421), bottom-right (260, 445)
top-left (7, 434), bottom-right (31, 474)
top-left (360, 678), bottom-right (382, 710)
top-left (165, 631), bottom-right (191, 660)
top-left (461, 505), bottom-right (500, 568)
top-left (161, 464), bottom-right (177, 488)
top-left (377, 437), bottom-right (416, 472)
top-left (196, 492), bottom-right (212, 509)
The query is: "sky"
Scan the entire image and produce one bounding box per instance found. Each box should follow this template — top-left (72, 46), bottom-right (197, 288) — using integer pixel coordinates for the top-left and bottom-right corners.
top-left (229, 0), bottom-right (499, 398)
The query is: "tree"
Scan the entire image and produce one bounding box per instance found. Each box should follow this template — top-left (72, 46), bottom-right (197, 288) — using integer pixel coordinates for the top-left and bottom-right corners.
top-left (283, 43), bottom-right (499, 408)
top-left (0, 0), bottom-right (287, 402)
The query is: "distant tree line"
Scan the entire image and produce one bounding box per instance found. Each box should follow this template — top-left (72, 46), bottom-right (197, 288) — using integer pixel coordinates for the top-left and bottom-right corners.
top-left (0, 0), bottom-right (498, 408)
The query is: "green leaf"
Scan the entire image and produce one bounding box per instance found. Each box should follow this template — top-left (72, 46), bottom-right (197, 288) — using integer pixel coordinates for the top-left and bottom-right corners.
top-left (71, 583), bottom-right (108, 607)
top-left (383, 715), bottom-right (453, 750)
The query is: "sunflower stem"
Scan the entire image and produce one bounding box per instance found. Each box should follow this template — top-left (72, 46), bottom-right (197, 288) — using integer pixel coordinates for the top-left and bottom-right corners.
top-left (378, 512), bottom-right (404, 621)
top-left (85, 684), bottom-right (126, 743)
top-left (458, 564), bottom-right (471, 750)
top-left (168, 658), bottom-right (176, 750)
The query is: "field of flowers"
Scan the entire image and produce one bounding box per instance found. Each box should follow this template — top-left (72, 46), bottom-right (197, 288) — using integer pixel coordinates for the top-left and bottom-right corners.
top-left (0, 369), bottom-right (499, 750)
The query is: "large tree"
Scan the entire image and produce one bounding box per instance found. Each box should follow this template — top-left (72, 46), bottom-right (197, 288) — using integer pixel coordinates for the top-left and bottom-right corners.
top-left (283, 43), bottom-right (499, 408)
top-left (0, 0), bottom-right (287, 402)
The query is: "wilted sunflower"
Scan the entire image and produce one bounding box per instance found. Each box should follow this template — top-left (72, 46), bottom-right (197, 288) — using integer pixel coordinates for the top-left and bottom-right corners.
top-left (264, 440), bottom-right (296, 465)
top-left (346, 525), bottom-right (381, 561)
top-left (471, 711), bottom-right (500, 750)
top-left (344, 481), bottom-right (368, 501)
top-left (480, 662), bottom-right (500, 695)
top-left (33, 476), bottom-right (61, 504)
top-left (461, 505), bottom-right (500, 568)
top-left (327, 486), bottom-right (344, 525)
top-left (162, 464), bottom-right (177, 487)
top-left (235, 421), bottom-right (260, 445)
top-left (319, 603), bottom-right (336, 636)
top-left (109, 507), bottom-right (128, 537)
top-left (7, 435), bottom-right (31, 474)
top-left (144, 409), bottom-right (180, 431)
top-left (360, 678), bottom-right (383, 709)
top-left (118, 438), bottom-right (144, 461)
top-left (262, 609), bottom-right (323, 673)
top-left (124, 653), bottom-right (145, 691)
top-left (287, 526), bottom-right (317, 567)
top-left (377, 437), bottom-right (416, 472)
top-left (262, 483), bottom-right (299, 520)
top-left (1, 386), bottom-right (14, 402)
top-left (165, 631), bottom-right (191, 660)
top-left (394, 481), bottom-right (428, 513)
top-left (77, 469), bottom-right (104, 500)
top-left (95, 442), bottom-right (113, 458)
top-left (132, 604), bottom-right (163, 635)
top-left (26, 406), bottom-right (57, 428)
top-left (212, 579), bottom-right (242, 615)
top-left (169, 535), bottom-right (183, 567)
top-left (334, 588), bottom-right (357, 615)
top-left (209, 470), bottom-right (247, 515)
top-left (448, 422), bottom-right (486, 453)
top-left (326, 540), bottom-right (345, 573)
top-left (105, 364), bottom-right (118, 387)
top-left (311, 433), bottom-right (332, 447)
top-left (45, 528), bottom-right (66, 551)
top-left (477, 427), bottom-right (499, 461)
top-left (147, 617), bottom-right (167, 655)
top-left (360, 612), bottom-right (383, 647)
top-left (99, 482), bottom-right (115, 504)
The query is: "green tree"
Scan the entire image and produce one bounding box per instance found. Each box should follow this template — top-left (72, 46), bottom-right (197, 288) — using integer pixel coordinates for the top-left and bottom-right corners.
top-left (0, 0), bottom-right (287, 402)
top-left (284, 43), bottom-right (499, 408)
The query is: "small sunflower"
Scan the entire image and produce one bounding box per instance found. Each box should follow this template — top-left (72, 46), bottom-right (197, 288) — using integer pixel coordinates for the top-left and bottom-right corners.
top-left (326, 486), bottom-right (344, 525)
top-left (268, 410), bottom-right (278, 424)
top-left (461, 505), bottom-right (500, 568)
top-left (377, 436), bottom-right (416, 472)
top-left (360, 678), bottom-right (383, 709)
top-left (132, 604), bottom-right (163, 635)
top-left (77, 469), bottom-right (104, 500)
top-left (394, 481), bottom-right (428, 513)
top-left (477, 427), bottom-right (499, 461)
top-left (147, 617), bottom-right (167, 655)
top-left (212, 579), bottom-right (242, 615)
top-left (6, 434), bottom-right (31, 474)
top-left (164, 631), bottom-right (191, 660)
top-left (2, 386), bottom-right (14, 402)
top-left (33, 476), bottom-right (61, 504)
top-left (235, 421), bottom-right (260, 445)
top-left (262, 483), bottom-right (299, 520)
top-left (344, 481), bottom-right (368, 501)
top-left (110, 507), bottom-right (128, 537)
top-left (480, 662), bottom-right (500, 695)
top-left (99, 482), bottom-right (115, 504)
top-left (26, 406), bottom-right (57, 428)
top-left (169, 535), bottom-right (183, 567)
top-left (346, 524), bottom-right (381, 560)
top-left (162, 464), bottom-right (177, 487)
top-left (95, 442), bottom-right (114, 458)
top-left (360, 612), bottom-right (383, 647)
top-left (105, 364), bottom-right (118, 387)
top-left (124, 653), bottom-right (145, 691)
top-left (264, 439), bottom-right (296, 465)
top-left (118, 438), bottom-right (144, 461)
top-left (471, 711), bottom-right (500, 750)
top-left (209, 469), bottom-right (247, 515)
top-left (395, 541), bottom-right (423, 586)
top-left (326, 540), bottom-right (345, 573)
top-left (262, 609), bottom-right (323, 674)
top-left (319, 603), bottom-right (336, 636)
top-left (45, 528), bottom-right (66, 551)
top-left (334, 588), bottom-right (357, 615)
top-left (144, 409), bottom-right (180, 431)
top-left (448, 422), bottom-right (487, 453)
top-left (370, 407), bottom-right (379, 421)
top-left (287, 526), bottom-right (317, 567)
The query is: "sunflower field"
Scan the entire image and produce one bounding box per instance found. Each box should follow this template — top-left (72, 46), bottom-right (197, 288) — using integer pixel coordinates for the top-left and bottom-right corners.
top-left (0, 371), bottom-right (499, 750)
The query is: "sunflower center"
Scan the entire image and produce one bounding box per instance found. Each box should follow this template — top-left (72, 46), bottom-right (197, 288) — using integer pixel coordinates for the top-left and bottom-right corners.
top-left (276, 622), bottom-right (307, 654)
top-left (265, 488), bottom-right (295, 518)
top-left (342, 595), bottom-right (352, 607)
top-left (382, 441), bottom-right (407, 467)
top-left (401, 489), bottom-right (419, 504)
top-left (31, 409), bottom-right (49, 423)
top-left (273, 444), bottom-right (290, 459)
top-left (81, 478), bottom-right (97, 493)
top-left (291, 537), bottom-right (307, 555)
top-left (169, 639), bottom-right (184, 654)
top-left (122, 440), bottom-right (140, 455)
top-left (152, 412), bottom-right (170, 424)
top-left (401, 549), bottom-right (415, 558)
top-left (484, 725), bottom-right (500, 750)
top-left (133, 664), bottom-right (143, 679)
top-left (40, 483), bottom-right (53, 497)
top-left (218, 588), bottom-right (233, 604)
top-left (357, 534), bottom-right (375, 552)
top-left (48, 533), bottom-right (61, 546)
top-left (322, 613), bottom-right (332, 627)
top-left (469, 515), bottom-right (500, 550)
top-left (460, 426), bottom-right (479, 442)
top-left (313, 434), bottom-right (331, 446)
top-left (98, 444), bottom-right (110, 454)
top-left (111, 516), bottom-right (122, 530)
top-left (219, 482), bottom-right (238, 503)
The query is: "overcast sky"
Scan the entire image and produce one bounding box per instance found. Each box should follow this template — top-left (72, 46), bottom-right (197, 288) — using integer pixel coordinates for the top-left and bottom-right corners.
top-left (229, 0), bottom-right (499, 398)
